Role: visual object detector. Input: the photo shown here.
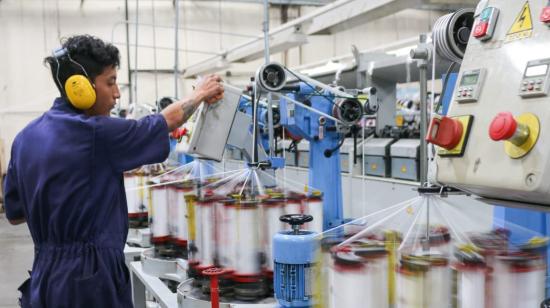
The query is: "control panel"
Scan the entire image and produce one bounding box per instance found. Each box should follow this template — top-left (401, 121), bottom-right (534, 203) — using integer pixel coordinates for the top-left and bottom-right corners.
top-left (456, 69), bottom-right (486, 103)
top-left (519, 58), bottom-right (550, 98)
top-left (434, 0), bottom-right (550, 206)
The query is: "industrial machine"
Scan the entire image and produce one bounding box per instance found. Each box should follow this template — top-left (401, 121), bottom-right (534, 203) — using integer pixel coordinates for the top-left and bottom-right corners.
top-left (126, 2), bottom-right (550, 307)
top-left (427, 0), bottom-right (550, 298)
top-left (431, 0), bottom-right (550, 204)
top-left (255, 62), bottom-right (379, 230)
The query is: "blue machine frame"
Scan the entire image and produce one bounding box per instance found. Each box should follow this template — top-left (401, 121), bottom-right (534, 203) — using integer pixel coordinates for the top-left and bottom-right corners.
top-left (279, 82), bottom-right (344, 230)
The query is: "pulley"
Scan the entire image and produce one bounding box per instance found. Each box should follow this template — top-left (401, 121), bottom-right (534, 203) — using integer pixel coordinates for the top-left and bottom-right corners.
top-left (255, 62), bottom-right (287, 92)
top-left (333, 98), bottom-right (364, 124)
top-left (432, 8), bottom-right (475, 63)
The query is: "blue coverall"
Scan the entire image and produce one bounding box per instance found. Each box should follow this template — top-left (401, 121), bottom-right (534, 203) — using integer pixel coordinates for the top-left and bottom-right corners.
top-left (4, 97), bottom-right (170, 307)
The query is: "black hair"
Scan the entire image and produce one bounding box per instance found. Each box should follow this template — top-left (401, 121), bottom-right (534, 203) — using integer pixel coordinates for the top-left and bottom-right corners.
top-left (44, 35), bottom-right (120, 96)
top-left (158, 97), bottom-right (176, 111)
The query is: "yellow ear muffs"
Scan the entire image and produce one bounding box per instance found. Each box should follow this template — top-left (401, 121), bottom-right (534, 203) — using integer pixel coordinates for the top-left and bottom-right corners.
top-left (64, 74), bottom-right (96, 110)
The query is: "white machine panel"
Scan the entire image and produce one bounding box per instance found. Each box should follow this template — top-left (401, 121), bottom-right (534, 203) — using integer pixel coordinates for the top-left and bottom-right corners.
top-left (435, 0), bottom-right (550, 205)
top-left (177, 85), bottom-right (242, 161)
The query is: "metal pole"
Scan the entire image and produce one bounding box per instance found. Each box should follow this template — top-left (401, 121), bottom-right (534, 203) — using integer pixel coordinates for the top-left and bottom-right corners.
top-left (263, 0), bottom-right (275, 156)
top-left (125, 0), bottom-right (133, 104)
top-left (134, 0), bottom-right (139, 103)
top-left (174, 0), bottom-right (180, 98)
top-left (151, 0), bottom-right (159, 103)
top-left (411, 34), bottom-right (430, 186)
top-left (251, 87), bottom-right (259, 164)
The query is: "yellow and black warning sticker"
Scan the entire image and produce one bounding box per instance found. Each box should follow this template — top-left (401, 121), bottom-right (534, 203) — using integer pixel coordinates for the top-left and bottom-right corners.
top-left (505, 1), bottom-right (533, 42)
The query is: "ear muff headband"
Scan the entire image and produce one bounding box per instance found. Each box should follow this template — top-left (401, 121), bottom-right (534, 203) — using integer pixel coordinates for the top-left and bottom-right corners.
top-left (52, 47), bottom-right (96, 110)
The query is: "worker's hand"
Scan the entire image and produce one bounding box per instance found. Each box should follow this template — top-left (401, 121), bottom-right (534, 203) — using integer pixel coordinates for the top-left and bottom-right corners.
top-left (192, 74), bottom-right (224, 105)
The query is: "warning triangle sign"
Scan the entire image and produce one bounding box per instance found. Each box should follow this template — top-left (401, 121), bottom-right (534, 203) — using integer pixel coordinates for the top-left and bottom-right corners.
top-left (508, 1), bottom-right (533, 34)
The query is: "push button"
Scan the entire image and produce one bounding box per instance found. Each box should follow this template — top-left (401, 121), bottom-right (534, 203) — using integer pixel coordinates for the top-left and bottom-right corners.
top-left (426, 117), bottom-right (464, 150)
top-left (489, 112), bottom-right (529, 146)
top-left (473, 22), bottom-right (489, 38)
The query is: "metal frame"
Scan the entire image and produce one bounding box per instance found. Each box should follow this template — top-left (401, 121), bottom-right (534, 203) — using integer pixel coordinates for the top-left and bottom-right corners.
top-left (130, 261), bottom-right (178, 308)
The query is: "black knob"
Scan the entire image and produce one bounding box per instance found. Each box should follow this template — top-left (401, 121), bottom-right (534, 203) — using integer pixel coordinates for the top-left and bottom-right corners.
top-left (541, 298), bottom-right (550, 308)
top-left (279, 214), bottom-right (313, 227)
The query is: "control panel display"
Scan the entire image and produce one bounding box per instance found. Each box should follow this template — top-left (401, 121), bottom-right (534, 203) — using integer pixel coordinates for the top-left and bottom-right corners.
top-left (460, 74), bottom-right (479, 86)
top-left (519, 58), bottom-right (550, 98)
top-left (525, 64), bottom-right (548, 77)
top-left (456, 69), bottom-right (486, 103)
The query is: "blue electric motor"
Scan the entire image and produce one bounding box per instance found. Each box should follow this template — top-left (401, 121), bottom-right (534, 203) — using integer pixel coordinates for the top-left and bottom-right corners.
top-left (273, 214), bottom-right (320, 308)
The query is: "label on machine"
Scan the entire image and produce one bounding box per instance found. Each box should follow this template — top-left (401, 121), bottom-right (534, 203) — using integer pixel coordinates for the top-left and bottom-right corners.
top-left (505, 1), bottom-right (534, 42)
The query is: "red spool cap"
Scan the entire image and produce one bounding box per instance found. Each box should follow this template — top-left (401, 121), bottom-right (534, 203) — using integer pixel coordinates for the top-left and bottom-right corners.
top-left (540, 7), bottom-right (550, 23)
top-left (489, 112), bottom-right (517, 141)
top-left (425, 117), bottom-right (464, 149)
top-left (202, 267), bottom-right (228, 276)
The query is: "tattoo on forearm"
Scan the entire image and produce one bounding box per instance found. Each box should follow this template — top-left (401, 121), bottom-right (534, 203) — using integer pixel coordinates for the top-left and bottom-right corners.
top-left (181, 99), bottom-right (198, 123)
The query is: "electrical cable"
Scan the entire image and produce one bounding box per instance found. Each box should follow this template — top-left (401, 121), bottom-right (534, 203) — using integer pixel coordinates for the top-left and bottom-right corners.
top-left (324, 134), bottom-right (345, 158)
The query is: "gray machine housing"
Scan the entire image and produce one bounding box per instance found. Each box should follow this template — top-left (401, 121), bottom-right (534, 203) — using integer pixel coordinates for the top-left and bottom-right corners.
top-left (363, 138), bottom-right (396, 178)
top-left (391, 139), bottom-right (420, 181)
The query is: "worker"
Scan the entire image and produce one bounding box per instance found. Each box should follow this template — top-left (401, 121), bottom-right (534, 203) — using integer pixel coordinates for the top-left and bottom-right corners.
top-left (3, 34), bottom-right (224, 307)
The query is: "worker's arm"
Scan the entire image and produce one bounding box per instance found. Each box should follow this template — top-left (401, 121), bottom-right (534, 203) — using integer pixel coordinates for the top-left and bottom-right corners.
top-left (161, 75), bottom-right (224, 131)
top-left (98, 75), bottom-right (223, 172)
top-left (4, 148), bottom-right (27, 225)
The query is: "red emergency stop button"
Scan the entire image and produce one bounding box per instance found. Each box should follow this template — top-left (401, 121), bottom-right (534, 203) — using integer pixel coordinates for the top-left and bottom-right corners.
top-left (426, 117), bottom-right (464, 149)
top-left (489, 112), bottom-right (530, 146)
top-left (489, 112), bottom-right (517, 141)
top-left (541, 7), bottom-right (550, 23)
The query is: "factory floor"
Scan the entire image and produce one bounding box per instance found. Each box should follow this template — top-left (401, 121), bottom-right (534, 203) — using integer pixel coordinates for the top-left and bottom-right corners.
top-left (0, 213), bottom-right (34, 308)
